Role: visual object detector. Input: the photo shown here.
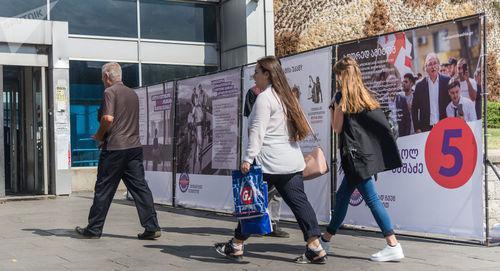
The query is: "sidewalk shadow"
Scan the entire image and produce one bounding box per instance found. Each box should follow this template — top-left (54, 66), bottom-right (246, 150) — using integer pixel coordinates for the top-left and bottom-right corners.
top-left (161, 226), bottom-right (234, 237)
top-left (144, 244), bottom-right (249, 264)
top-left (335, 228), bottom-right (485, 247)
top-left (75, 195), bottom-right (482, 248)
top-left (22, 228), bottom-right (138, 240)
top-left (144, 243), bottom-right (305, 264)
top-left (328, 253), bottom-right (370, 261)
top-left (76, 195), bottom-right (236, 223)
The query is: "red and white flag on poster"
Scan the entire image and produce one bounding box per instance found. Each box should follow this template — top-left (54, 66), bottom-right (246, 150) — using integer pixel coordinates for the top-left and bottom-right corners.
top-left (378, 32), bottom-right (414, 79)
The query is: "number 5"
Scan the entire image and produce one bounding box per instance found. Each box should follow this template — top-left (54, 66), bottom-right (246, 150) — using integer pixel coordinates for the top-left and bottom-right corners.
top-left (439, 129), bottom-right (463, 177)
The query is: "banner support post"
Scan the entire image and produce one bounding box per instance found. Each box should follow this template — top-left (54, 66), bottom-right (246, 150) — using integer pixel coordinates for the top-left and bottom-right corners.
top-left (239, 67), bottom-right (244, 170)
top-left (481, 14), bottom-right (490, 246)
top-left (172, 81), bottom-right (178, 207)
top-left (330, 45), bottom-right (338, 220)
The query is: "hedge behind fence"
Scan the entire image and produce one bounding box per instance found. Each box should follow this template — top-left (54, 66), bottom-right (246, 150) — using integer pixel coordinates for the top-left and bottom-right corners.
top-left (488, 101), bottom-right (500, 128)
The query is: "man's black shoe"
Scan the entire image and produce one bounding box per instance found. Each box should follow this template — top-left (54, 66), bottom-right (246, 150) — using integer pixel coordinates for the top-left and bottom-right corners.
top-left (75, 226), bottom-right (101, 239)
top-left (138, 229), bottom-right (161, 240)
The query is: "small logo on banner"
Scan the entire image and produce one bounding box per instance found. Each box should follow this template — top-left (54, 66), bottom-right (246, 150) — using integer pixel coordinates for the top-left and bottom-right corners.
top-left (240, 186), bottom-right (254, 205)
top-left (349, 189), bottom-right (363, 206)
top-left (179, 173), bottom-right (190, 193)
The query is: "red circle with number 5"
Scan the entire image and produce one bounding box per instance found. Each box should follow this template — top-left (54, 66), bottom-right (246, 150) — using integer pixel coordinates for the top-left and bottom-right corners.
top-left (425, 118), bottom-right (477, 189)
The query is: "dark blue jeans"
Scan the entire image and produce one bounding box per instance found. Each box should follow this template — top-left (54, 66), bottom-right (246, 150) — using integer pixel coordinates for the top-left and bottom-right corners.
top-left (326, 176), bottom-right (395, 237)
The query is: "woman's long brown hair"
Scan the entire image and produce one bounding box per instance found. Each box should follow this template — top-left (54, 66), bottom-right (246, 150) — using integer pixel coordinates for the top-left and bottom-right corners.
top-left (257, 56), bottom-right (310, 141)
top-left (333, 56), bottom-right (380, 113)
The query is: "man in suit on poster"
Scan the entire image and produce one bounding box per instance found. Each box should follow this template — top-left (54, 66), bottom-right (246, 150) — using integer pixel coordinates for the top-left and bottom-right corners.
top-left (411, 53), bottom-right (451, 133)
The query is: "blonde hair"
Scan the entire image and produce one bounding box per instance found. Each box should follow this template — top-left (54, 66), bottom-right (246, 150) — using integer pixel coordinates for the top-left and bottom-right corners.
top-left (257, 56), bottom-right (310, 141)
top-left (333, 57), bottom-right (380, 113)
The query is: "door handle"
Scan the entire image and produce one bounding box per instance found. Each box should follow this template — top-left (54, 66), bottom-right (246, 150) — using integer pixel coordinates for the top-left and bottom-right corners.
top-left (31, 125), bottom-right (34, 140)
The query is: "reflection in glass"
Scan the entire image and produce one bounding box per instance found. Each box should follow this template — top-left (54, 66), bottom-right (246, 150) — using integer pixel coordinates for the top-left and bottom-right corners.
top-left (140, 0), bottom-right (217, 42)
top-left (0, 0), bottom-right (47, 20)
top-left (141, 64), bottom-right (218, 86)
top-left (51, 0), bottom-right (137, 37)
top-left (69, 61), bottom-right (139, 167)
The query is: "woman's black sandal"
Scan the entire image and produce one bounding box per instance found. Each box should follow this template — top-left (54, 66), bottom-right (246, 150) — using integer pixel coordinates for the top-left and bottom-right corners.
top-left (294, 245), bottom-right (327, 264)
top-left (214, 239), bottom-right (244, 262)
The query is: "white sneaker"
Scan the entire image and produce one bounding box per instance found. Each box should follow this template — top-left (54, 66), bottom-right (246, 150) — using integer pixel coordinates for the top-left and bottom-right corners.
top-left (319, 237), bottom-right (331, 255)
top-left (370, 243), bottom-right (404, 262)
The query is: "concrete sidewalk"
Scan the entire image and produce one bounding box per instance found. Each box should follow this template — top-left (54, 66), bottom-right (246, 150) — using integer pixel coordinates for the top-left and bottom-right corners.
top-left (1, 193), bottom-right (499, 271)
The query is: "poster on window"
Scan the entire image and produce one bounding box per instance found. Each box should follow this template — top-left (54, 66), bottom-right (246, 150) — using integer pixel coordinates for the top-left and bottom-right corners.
top-left (175, 68), bottom-right (241, 212)
top-left (335, 16), bottom-right (484, 240)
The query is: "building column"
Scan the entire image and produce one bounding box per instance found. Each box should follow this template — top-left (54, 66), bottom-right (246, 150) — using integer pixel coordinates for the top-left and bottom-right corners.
top-left (220, 0), bottom-right (275, 69)
top-left (0, 65), bottom-right (4, 197)
top-left (50, 21), bottom-right (72, 195)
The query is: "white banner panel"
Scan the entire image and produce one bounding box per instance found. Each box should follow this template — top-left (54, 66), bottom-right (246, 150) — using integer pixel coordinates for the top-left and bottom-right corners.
top-left (175, 173), bottom-right (233, 212)
top-left (279, 47), bottom-right (333, 224)
top-left (337, 120), bottom-right (484, 239)
top-left (146, 171), bottom-right (173, 205)
top-left (175, 69), bottom-right (241, 211)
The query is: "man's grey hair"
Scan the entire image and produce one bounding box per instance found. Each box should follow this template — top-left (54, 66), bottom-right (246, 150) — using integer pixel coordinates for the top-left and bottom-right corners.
top-left (424, 53), bottom-right (440, 67)
top-left (102, 62), bottom-right (122, 82)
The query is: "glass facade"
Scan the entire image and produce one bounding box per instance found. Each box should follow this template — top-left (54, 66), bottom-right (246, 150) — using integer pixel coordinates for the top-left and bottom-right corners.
top-left (70, 61), bottom-right (139, 167)
top-left (2, 0), bottom-right (219, 42)
top-left (140, 0), bottom-right (217, 42)
top-left (51, 0), bottom-right (138, 37)
top-left (0, 0), bottom-right (47, 20)
top-left (1, 1), bottom-right (220, 167)
top-left (141, 64), bottom-right (218, 86)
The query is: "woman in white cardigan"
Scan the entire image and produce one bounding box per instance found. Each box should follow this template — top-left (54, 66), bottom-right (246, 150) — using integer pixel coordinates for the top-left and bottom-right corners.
top-left (214, 56), bottom-right (327, 264)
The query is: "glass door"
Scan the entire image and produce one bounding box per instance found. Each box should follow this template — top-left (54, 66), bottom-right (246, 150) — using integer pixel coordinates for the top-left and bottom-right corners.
top-left (2, 66), bottom-right (46, 195)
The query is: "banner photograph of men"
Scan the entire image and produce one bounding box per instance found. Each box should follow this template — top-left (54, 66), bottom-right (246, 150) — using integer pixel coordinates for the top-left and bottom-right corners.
top-left (337, 16), bottom-right (482, 137)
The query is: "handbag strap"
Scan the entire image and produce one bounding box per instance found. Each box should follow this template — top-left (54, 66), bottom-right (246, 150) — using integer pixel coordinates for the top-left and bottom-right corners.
top-left (301, 109), bottom-right (320, 145)
top-left (270, 87), bottom-right (321, 145)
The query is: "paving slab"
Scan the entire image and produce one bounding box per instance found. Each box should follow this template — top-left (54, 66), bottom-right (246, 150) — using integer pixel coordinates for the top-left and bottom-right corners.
top-left (0, 193), bottom-right (499, 271)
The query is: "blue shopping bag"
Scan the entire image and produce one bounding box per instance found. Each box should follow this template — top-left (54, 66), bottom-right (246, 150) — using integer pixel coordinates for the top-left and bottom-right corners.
top-left (232, 165), bottom-right (268, 218)
top-left (239, 212), bottom-right (273, 235)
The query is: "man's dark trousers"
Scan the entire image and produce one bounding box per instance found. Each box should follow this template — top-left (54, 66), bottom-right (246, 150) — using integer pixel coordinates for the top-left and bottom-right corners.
top-left (86, 147), bottom-right (159, 236)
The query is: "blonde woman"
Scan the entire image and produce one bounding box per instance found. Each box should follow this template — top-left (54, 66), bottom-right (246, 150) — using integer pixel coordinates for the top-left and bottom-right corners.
top-left (214, 56), bottom-right (327, 264)
top-left (320, 57), bottom-right (405, 262)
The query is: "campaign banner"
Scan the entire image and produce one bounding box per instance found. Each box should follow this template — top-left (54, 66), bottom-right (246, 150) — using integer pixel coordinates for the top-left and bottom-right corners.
top-left (134, 86), bottom-right (148, 146)
top-left (175, 68), bottom-right (241, 212)
top-left (336, 17), bottom-right (484, 239)
top-left (280, 47), bottom-right (333, 224)
top-left (135, 83), bottom-right (173, 204)
top-left (241, 48), bottom-right (333, 224)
